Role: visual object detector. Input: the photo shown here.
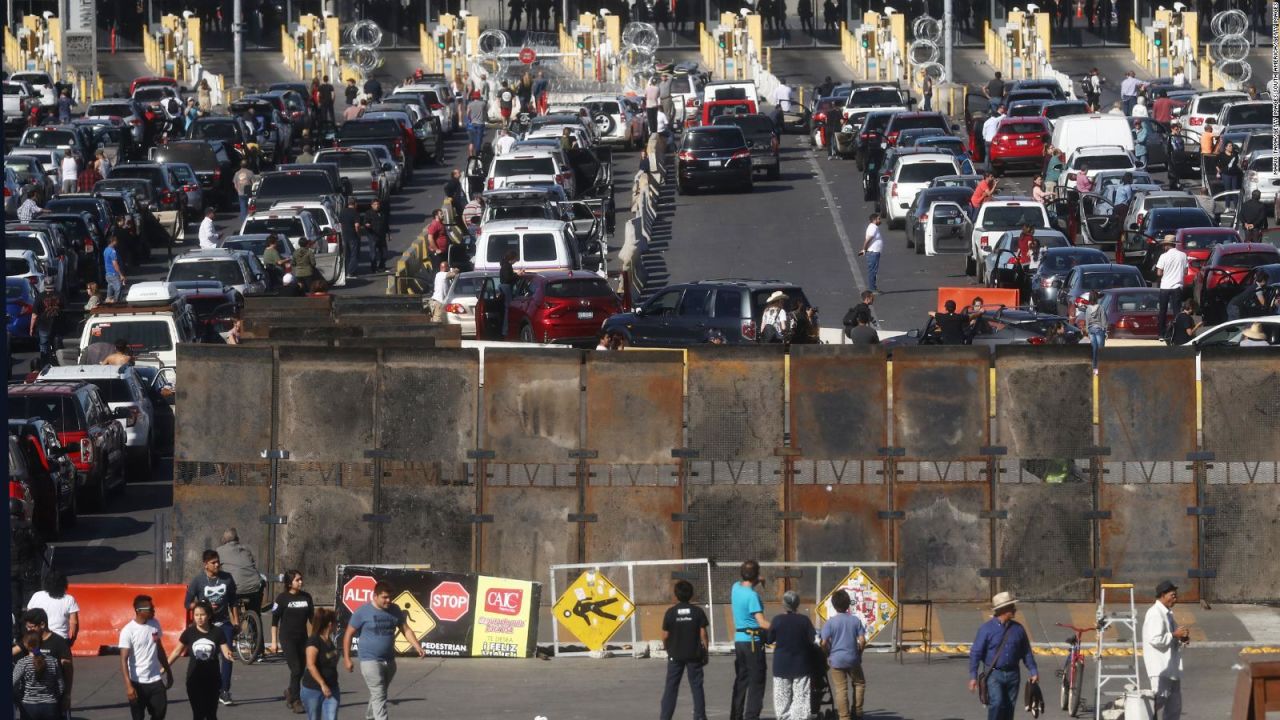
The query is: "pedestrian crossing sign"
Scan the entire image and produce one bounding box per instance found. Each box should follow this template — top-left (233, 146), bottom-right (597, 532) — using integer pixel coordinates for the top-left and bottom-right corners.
top-left (393, 590), bottom-right (436, 653)
top-left (815, 568), bottom-right (898, 643)
top-left (553, 570), bottom-right (635, 651)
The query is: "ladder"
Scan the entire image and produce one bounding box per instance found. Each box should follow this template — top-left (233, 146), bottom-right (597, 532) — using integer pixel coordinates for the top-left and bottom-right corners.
top-left (1095, 583), bottom-right (1142, 717)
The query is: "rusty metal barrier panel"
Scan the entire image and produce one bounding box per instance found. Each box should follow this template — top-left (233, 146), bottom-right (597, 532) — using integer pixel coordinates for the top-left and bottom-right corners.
top-left (893, 475), bottom-right (989, 602)
top-left (585, 351), bottom-right (684, 465)
top-left (332, 297), bottom-right (426, 316)
top-left (380, 484), bottom-right (476, 574)
top-left (584, 482), bottom-right (682, 604)
top-left (275, 484), bottom-right (375, 593)
top-left (891, 347), bottom-right (990, 460)
top-left (1098, 348), bottom-right (1197, 462)
top-left (994, 347), bottom-right (1093, 458)
top-left (789, 477), bottom-right (891, 603)
top-left (175, 461), bottom-right (272, 486)
top-left (175, 345), bottom-right (274, 464)
top-left (789, 346), bottom-right (888, 460)
top-left (685, 483), bottom-right (782, 603)
top-left (377, 349), bottom-right (478, 463)
top-left (1201, 349), bottom-right (1280, 462)
top-left (686, 347), bottom-right (786, 462)
top-left (1099, 462), bottom-right (1198, 603)
top-left (172, 485), bottom-right (269, 584)
top-left (483, 349), bottom-right (584, 465)
top-left (481, 485), bottom-right (579, 596)
top-left (277, 347), bottom-right (378, 463)
top-left (995, 459), bottom-right (1094, 602)
top-left (359, 323), bottom-right (461, 347)
top-left (1203, 462), bottom-right (1280, 603)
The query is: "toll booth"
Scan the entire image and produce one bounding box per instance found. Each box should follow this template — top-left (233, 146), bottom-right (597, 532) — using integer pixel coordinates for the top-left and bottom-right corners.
top-left (1132, 8), bottom-right (1197, 80)
top-left (985, 8), bottom-right (1049, 80)
top-left (843, 12), bottom-right (904, 83)
top-left (143, 14), bottom-right (203, 83)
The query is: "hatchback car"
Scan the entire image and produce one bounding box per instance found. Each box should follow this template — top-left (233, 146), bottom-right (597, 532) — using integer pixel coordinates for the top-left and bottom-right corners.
top-left (987, 117), bottom-right (1051, 173)
top-left (1192, 243), bottom-right (1280, 325)
top-left (36, 364), bottom-right (158, 475)
top-left (602, 280), bottom-right (811, 346)
top-left (503, 271), bottom-right (622, 345)
top-left (882, 112), bottom-right (951, 147)
top-left (676, 126), bottom-right (753, 194)
top-left (1056, 263), bottom-right (1148, 320)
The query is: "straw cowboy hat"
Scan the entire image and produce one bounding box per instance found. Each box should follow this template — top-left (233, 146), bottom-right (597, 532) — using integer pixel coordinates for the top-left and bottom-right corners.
top-left (1160, 234), bottom-right (1177, 245)
top-left (991, 591), bottom-right (1018, 613)
top-left (1242, 322), bottom-right (1268, 341)
top-left (765, 290), bottom-right (789, 305)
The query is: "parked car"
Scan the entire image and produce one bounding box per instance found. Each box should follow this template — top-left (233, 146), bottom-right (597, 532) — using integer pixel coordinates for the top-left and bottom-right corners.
top-left (442, 270), bottom-right (500, 338)
top-left (1175, 227), bottom-right (1242, 288)
top-left (501, 271), bottom-right (622, 345)
top-left (905, 186), bottom-right (974, 253)
top-left (7, 381), bottom-right (128, 509)
top-left (1185, 315), bottom-right (1280, 348)
top-left (79, 282), bottom-right (203, 369)
top-left (883, 153), bottom-right (963, 226)
top-left (968, 198), bottom-right (1052, 282)
top-left (982, 229), bottom-right (1072, 290)
top-left (987, 116), bottom-right (1052, 175)
top-left (107, 163), bottom-right (188, 240)
top-left (1056, 263), bottom-right (1148, 321)
top-left (166, 248), bottom-right (267, 297)
top-left (35, 365), bottom-right (159, 475)
top-left (6, 277), bottom-right (38, 347)
top-left (883, 308), bottom-right (1083, 348)
top-left (8, 418), bottom-right (78, 537)
top-left (313, 147), bottom-right (387, 207)
top-left (1120, 206), bottom-right (1216, 276)
top-left (150, 140), bottom-right (236, 210)
top-left (602, 279), bottom-right (811, 346)
top-left (1029, 247), bottom-right (1111, 313)
top-left (1191, 243), bottom-right (1280, 325)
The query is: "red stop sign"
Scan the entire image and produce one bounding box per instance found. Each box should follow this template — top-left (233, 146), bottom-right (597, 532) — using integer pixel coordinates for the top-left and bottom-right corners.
top-left (519, 47), bottom-right (536, 64)
top-left (430, 581), bottom-right (471, 622)
top-left (342, 575), bottom-right (377, 613)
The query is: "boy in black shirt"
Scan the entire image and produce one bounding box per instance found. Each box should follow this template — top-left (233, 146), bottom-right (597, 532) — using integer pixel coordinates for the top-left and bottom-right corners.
top-left (659, 580), bottom-right (709, 720)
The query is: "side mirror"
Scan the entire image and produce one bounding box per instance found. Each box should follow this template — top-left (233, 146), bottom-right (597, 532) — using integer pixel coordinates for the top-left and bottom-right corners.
top-left (1128, 223), bottom-right (1139, 230)
top-left (112, 406), bottom-right (132, 420)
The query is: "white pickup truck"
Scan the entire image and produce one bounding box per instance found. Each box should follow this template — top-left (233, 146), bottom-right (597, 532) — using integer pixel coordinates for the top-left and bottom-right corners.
top-left (3, 80), bottom-right (34, 133)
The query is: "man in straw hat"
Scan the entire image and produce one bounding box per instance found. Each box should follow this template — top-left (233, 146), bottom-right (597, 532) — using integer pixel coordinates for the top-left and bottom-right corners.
top-left (968, 591), bottom-right (1037, 720)
top-left (1142, 580), bottom-right (1189, 719)
top-left (1154, 233), bottom-right (1188, 340)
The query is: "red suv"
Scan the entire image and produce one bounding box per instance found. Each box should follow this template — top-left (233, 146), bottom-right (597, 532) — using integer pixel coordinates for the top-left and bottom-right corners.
top-left (987, 117), bottom-right (1051, 173)
top-left (8, 381), bottom-right (128, 510)
top-left (504, 271), bottom-right (622, 345)
top-left (1192, 243), bottom-right (1280, 324)
top-left (1175, 227), bottom-right (1241, 287)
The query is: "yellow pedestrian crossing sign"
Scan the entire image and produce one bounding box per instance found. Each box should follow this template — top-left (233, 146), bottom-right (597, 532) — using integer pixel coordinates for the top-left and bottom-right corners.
top-left (815, 568), bottom-right (897, 643)
top-left (553, 570), bottom-right (634, 651)
top-left (393, 590), bottom-right (436, 653)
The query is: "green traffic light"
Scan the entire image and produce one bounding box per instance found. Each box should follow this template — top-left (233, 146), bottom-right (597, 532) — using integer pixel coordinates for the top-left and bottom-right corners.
top-left (861, 38), bottom-right (869, 48)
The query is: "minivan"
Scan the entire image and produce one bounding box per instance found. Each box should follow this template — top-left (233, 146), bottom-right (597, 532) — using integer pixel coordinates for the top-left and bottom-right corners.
top-left (1050, 114), bottom-right (1134, 159)
top-left (472, 219), bottom-right (581, 274)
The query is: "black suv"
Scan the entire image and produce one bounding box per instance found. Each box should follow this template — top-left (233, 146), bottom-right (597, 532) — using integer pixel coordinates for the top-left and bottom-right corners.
top-left (602, 279), bottom-right (811, 346)
top-left (8, 381), bottom-right (129, 510)
top-left (676, 126), bottom-right (753, 194)
top-left (712, 113), bottom-right (781, 180)
top-left (151, 140), bottom-right (236, 210)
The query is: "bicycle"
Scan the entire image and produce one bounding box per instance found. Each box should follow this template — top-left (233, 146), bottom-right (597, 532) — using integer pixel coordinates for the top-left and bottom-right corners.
top-left (1055, 623), bottom-right (1096, 717)
top-left (233, 597), bottom-right (261, 665)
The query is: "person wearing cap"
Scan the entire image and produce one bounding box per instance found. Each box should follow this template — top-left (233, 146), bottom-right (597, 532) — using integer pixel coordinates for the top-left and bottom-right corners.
top-left (1154, 234), bottom-right (1188, 340)
top-left (119, 594), bottom-right (173, 720)
top-left (968, 591), bottom-right (1037, 720)
top-left (729, 560), bottom-right (771, 720)
top-left (767, 590), bottom-right (816, 720)
top-left (820, 588), bottom-right (867, 720)
top-left (1239, 322), bottom-right (1271, 346)
top-left (1143, 580), bottom-right (1189, 719)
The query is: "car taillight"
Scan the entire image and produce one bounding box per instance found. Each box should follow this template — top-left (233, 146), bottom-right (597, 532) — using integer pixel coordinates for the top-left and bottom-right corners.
top-left (1027, 336), bottom-right (1046, 345)
top-left (371, 179), bottom-right (379, 191)
top-left (248, 199), bottom-right (256, 213)
top-left (685, 98), bottom-right (696, 108)
top-left (890, 182), bottom-right (898, 197)
top-left (445, 303), bottom-right (465, 314)
top-left (741, 320), bottom-right (755, 340)
top-left (1189, 116), bottom-right (1203, 126)
top-left (814, 112), bottom-right (826, 122)
top-left (887, 131), bottom-right (899, 144)
top-left (183, 184), bottom-right (195, 192)
top-left (731, 149), bottom-right (751, 161)
top-left (79, 438), bottom-right (93, 464)
top-left (919, 213), bottom-right (928, 222)
top-left (487, 177), bottom-right (495, 190)
top-left (429, 102), bottom-right (444, 110)
top-left (995, 134), bottom-right (1008, 144)
top-left (678, 150), bottom-right (695, 162)
top-left (234, 142), bottom-right (245, 151)
top-left (3, 187), bottom-right (9, 197)
top-left (1040, 277), bottom-right (1055, 288)
top-left (980, 237), bottom-right (990, 250)
top-left (212, 168), bottom-right (222, 181)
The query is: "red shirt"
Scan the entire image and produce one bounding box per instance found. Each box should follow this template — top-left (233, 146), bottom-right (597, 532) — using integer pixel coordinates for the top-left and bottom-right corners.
top-left (970, 179), bottom-right (993, 209)
top-left (426, 219), bottom-right (448, 254)
top-left (1016, 232), bottom-right (1035, 263)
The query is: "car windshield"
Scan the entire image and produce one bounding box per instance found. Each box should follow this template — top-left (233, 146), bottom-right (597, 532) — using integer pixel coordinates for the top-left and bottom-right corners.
top-left (1150, 210), bottom-right (1212, 231)
top-left (5, 158), bottom-right (38, 174)
top-left (339, 120), bottom-right (401, 139)
top-left (587, 101), bottom-right (621, 115)
top-left (190, 122), bottom-right (239, 140)
top-left (1181, 232), bottom-right (1236, 249)
top-left (862, 114), bottom-right (893, 133)
top-left (715, 116), bottom-right (775, 134)
top-left (7, 396), bottom-right (82, 432)
top-left (898, 162), bottom-right (955, 183)
top-left (256, 174), bottom-right (332, 196)
top-left (1079, 271), bottom-right (1144, 290)
top-left (1145, 196), bottom-right (1199, 210)
top-left (89, 102), bottom-right (135, 116)
top-left (169, 260), bottom-right (245, 285)
top-left (99, 196), bottom-right (129, 216)
top-left (22, 130), bottom-right (76, 147)
top-left (6, 258), bottom-right (32, 275)
top-left (223, 239), bottom-right (277, 256)
top-left (919, 138), bottom-right (964, 153)
top-left (685, 131), bottom-right (742, 149)
top-left (981, 206), bottom-right (1047, 230)
top-left (1222, 104), bottom-right (1268, 125)
top-left (1043, 103), bottom-right (1088, 119)
top-left (156, 144), bottom-right (215, 166)
top-left (88, 320), bottom-right (174, 352)
top-left (1109, 292), bottom-right (1161, 311)
top-left (494, 157), bottom-right (556, 176)
top-left (1000, 121), bottom-right (1047, 134)
top-left (93, 127), bottom-right (125, 144)
top-left (522, 233), bottom-right (558, 261)
top-left (487, 205), bottom-right (548, 221)
top-left (545, 278), bottom-right (613, 297)
top-left (316, 152), bottom-right (374, 169)
top-left (243, 218), bottom-right (304, 236)
top-left (84, 378), bottom-right (134, 403)
top-left (7, 235), bottom-right (45, 255)
top-left (1074, 155), bottom-right (1131, 170)
top-left (1217, 252), bottom-right (1278, 268)
top-left (849, 89), bottom-right (901, 106)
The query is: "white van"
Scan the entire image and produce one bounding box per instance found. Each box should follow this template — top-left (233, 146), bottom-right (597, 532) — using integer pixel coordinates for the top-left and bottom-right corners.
top-left (473, 219), bottom-right (581, 274)
top-left (1050, 114), bottom-right (1134, 159)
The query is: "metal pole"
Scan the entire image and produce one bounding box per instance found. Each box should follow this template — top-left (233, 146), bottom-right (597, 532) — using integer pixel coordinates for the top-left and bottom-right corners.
top-left (233, 0), bottom-right (242, 91)
top-left (943, 0), bottom-right (952, 82)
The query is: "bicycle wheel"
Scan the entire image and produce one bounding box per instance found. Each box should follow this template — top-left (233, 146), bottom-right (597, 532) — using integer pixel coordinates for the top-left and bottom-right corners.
top-left (234, 612), bottom-right (260, 665)
top-left (1068, 660), bottom-right (1086, 717)
top-left (1059, 671), bottom-right (1070, 711)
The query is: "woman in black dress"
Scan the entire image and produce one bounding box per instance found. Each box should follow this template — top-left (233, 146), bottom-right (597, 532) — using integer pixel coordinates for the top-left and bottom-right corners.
top-left (165, 601), bottom-right (232, 720)
top-left (270, 569), bottom-right (315, 714)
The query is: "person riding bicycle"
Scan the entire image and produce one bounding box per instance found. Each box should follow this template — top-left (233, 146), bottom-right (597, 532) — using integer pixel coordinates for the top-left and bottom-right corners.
top-left (216, 529), bottom-right (264, 659)
top-left (185, 550), bottom-right (240, 707)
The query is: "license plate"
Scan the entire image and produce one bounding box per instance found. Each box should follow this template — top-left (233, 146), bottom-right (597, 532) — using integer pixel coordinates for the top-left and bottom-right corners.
top-left (577, 311), bottom-right (593, 320)
top-left (707, 160), bottom-right (723, 168)
top-left (1016, 139), bottom-right (1029, 146)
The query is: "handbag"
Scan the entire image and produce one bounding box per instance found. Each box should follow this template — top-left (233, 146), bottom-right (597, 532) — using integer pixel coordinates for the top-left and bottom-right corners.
top-left (977, 623), bottom-right (1013, 706)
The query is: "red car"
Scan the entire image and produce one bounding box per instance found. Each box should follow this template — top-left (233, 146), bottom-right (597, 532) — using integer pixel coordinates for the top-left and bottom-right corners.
top-left (1175, 227), bottom-right (1241, 287)
top-left (129, 76), bottom-right (179, 95)
top-left (1096, 287), bottom-right (1174, 339)
top-left (987, 117), bottom-right (1051, 173)
top-left (504, 271), bottom-right (622, 345)
top-left (1192, 243), bottom-right (1280, 324)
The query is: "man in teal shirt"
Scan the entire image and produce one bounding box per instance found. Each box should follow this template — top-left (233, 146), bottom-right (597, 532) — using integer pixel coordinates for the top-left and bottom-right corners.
top-left (730, 560), bottom-right (770, 720)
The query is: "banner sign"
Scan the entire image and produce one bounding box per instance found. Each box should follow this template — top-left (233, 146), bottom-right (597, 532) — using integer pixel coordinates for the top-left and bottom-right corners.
top-left (335, 565), bottom-right (541, 658)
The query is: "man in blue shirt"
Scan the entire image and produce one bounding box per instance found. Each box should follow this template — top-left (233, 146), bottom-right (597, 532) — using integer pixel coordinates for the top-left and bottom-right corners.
top-left (820, 589), bottom-right (867, 720)
top-left (730, 560), bottom-right (770, 720)
top-left (341, 582), bottom-right (426, 720)
top-left (103, 234), bottom-right (126, 303)
top-left (968, 591), bottom-right (1038, 720)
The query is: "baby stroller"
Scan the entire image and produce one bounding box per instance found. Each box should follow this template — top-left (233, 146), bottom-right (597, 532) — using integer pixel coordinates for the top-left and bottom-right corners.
top-left (808, 643), bottom-right (837, 720)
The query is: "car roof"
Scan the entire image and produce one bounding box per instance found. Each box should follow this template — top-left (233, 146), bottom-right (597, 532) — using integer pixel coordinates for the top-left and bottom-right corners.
top-left (528, 270), bottom-right (607, 282)
top-left (8, 381), bottom-right (90, 397)
top-left (173, 248), bottom-right (247, 261)
top-left (1043, 246), bottom-right (1107, 255)
top-left (983, 197), bottom-right (1039, 205)
top-left (1071, 145), bottom-right (1130, 156)
top-left (39, 364), bottom-right (134, 381)
top-left (1214, 243), bottom-right (1279, 254)
top-left (897, 152), bottom-right (957, 164)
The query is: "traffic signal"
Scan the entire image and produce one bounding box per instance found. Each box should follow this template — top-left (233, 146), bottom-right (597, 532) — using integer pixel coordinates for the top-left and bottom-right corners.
top-left (718, 33), bottom-right (726, 49)
top-left (1154, 27), bottom-right (1166, 48)
top-left (577, 34), bottom-right (585, 49)
top-left (437, 34), bottom-right (446, 49)
top-left (860, 35), bottom-right (869, 49)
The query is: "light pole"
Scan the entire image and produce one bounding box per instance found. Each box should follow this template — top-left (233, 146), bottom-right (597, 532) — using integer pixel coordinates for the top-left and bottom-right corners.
top-left (233, 0), bottom-right (242, 93)
top-left (943, 0), bottom-right (952, 82)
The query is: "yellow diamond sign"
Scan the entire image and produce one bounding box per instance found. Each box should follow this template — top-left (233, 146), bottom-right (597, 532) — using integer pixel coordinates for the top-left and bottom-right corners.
top-left (815, 568), bottom-right (898, 643)
top-left (392, 590), bottom-right (436, 653)
top-left (553, 570), bottom-right (635, 651)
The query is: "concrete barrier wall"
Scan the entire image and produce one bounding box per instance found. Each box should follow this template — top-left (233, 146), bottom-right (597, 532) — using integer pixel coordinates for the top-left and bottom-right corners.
top-left (173, 346), bottom-right (1279, 606)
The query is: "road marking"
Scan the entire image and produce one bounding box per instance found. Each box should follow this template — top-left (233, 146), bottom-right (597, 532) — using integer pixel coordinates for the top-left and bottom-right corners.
top-left (805, 149), bottom-right (868, 294)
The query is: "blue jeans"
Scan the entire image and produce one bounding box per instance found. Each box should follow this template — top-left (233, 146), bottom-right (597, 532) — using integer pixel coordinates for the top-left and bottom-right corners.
top-left (922, 90), bottom-right (932, 111)
top-left (985, 668), bottom-right (1021, 720)
top-left (865, 251), bottom-right (881, 291)
top-left (1089, 327), bottom-right (1106, 369)
top-left (106, 274), bottom-right (124, 302)
top-left (299, 685), bottom-right (340, 720)
top-left (345, 234), bottom-right (361, 274)
top-left (467, 122), bottom-right (485, 153)
top-left (37, 326), bottom-right (54, 357)
top-left (1122, 96), bottom-right (1136, 115)
top-left (218, 621), bottom-right (234, 692)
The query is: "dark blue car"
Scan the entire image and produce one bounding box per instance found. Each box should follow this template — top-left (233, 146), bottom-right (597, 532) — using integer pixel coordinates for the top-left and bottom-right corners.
top-left (6, 277), bottom-right (36, 346)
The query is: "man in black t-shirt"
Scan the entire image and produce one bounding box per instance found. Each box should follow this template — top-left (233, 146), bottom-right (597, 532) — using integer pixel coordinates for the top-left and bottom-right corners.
top-left (930, 300), bottom-right (969, 345)
top-left (318, 75), bottom-right (336, 130)
top-left (659, 580), bottom-right (709, 720)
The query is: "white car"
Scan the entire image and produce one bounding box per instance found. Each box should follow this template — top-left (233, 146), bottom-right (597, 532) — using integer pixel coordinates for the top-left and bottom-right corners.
top-left (9, 71), bottom-right (57, 107)
top-left (1242, 151), bottom-right (1280, 204)
top-left (581, 95), bottom-right (640, 148)
top-left (167, 248), bottom-right (268, 297)
top-left (81, 282), bottom-right (203, 369)
top-left (443, 270), bottom-right (500, 338)
top-left (1186, 316), bottom-right (1280, 348)
top-left (884, 153), bottom-right (962, 227)
top-left (5, 249), bottom-right (46, 287)
top-left (394, 83), bottom-right (456, 133)
top-left (1183, 91), bottom-right (1246, 131)
top-left (36, 364), bottom-right (157, 473)
top-left (269, 201), bottom-right (340, 238)
top-left (240, 210), bottom-right (326, 253)
top-left (486, 151), bottom-right (575, 198)
top-left (1062, 146), bottom-right (1136, 191)
top-left (967, 198), bottom-right (1051, 283)
top-left (7, 148), bottom-right (66, 186)
top-left (6, 228), bottom-right (66, 297)
top-left (922, 200), bottom-right (974, 256)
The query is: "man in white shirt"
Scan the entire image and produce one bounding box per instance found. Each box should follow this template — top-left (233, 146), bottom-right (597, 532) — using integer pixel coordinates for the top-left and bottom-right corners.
top-left (655, 109), bottom-right (670, 137)
top-left (981, 107), bottom-right (1005, 169)
top-left (494, 128), bottom-right (516, 156)
top-left (428, 261), bottom-right (456, 322)
top-left (119, 594), bottom-right (172, 719)
top-left (1119, 70), bottom-right (1143, 115)
top-left (857, 212), bottom-right (885, 293)
top-left (1154, 235), bottom-right (1188, 340)
top-left (772, 79), bottom-right (793, 112)
top-left (60, 152), bottom-right (78, 194)
top-left (1142, 580), bottom-right (1189, 720)
top-left (197, 207), bottom-right (220, 249)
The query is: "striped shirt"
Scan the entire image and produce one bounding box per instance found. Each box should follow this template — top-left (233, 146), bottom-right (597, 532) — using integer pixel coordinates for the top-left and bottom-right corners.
top-left (12, 654), bottom-right (63, 705)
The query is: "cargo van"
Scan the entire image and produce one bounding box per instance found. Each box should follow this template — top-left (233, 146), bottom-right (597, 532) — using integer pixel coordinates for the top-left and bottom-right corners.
top-left (473, 219), bottom-right (582, 274)
top-left (1050, 114), bottom-right (1134, 159)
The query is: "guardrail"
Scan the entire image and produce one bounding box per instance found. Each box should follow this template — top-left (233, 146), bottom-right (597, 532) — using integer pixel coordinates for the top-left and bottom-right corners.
top-left (618, 132), bottom-right (667, 305)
